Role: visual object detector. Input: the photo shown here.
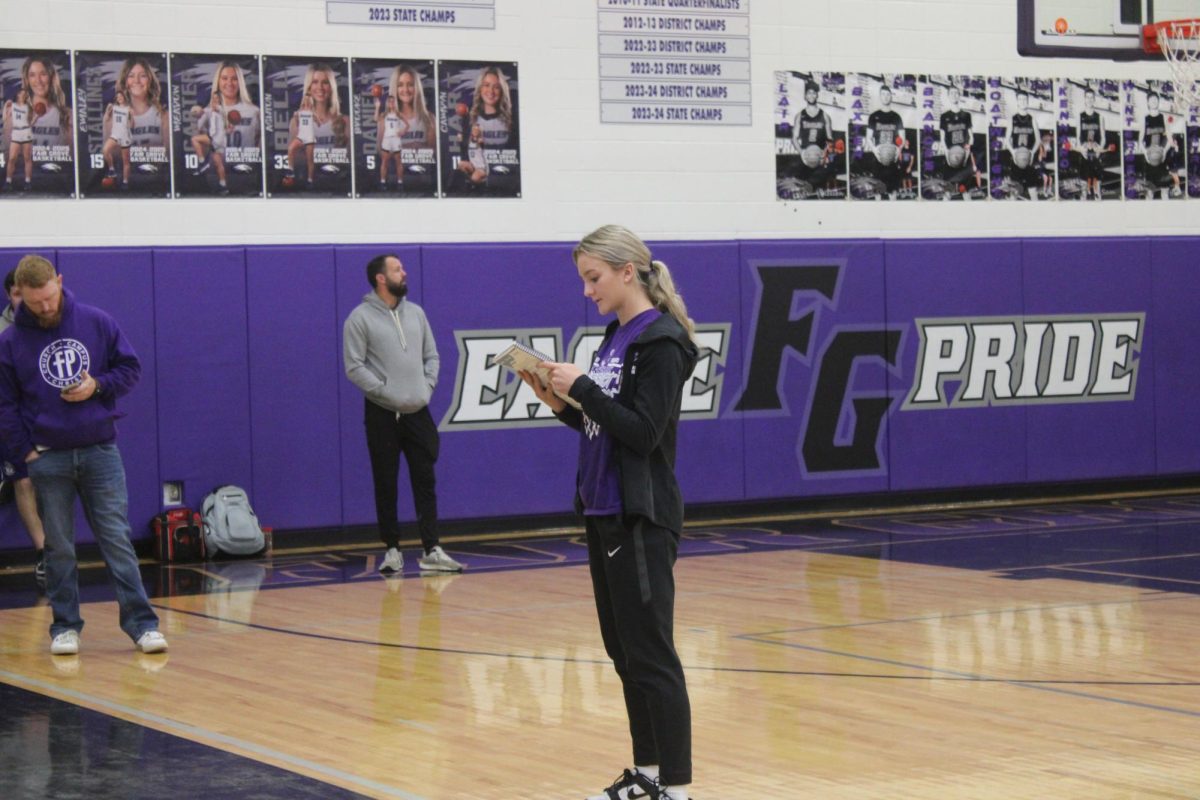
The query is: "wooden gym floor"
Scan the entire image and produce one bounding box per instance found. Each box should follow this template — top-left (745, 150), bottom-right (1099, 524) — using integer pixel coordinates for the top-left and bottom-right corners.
top-left (2, 492), bottom-right (1199, 799)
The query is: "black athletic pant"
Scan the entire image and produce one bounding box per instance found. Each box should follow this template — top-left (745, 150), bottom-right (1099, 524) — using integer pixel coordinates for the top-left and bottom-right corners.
top-left (586, 515), bottom-right (692, 786)
top-left (364, 400), bottom-right (439, 552)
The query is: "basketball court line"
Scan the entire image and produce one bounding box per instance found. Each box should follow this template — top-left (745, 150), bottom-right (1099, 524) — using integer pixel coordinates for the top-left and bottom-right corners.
top-left (0, 668), bottom-right (428, 800)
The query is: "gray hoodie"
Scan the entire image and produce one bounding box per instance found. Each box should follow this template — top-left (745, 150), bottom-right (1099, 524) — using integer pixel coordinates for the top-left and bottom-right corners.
top-left (343, 292), bottom-right (439, 414)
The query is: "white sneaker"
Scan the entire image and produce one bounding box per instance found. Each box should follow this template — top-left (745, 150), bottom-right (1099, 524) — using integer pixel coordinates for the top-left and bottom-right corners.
top-left (587, 769), bottom-right (653, 800)
top-left (418, 545), bottom-right (463, 573)
top-left (136, 630), bottom-right (168, 653)
top-left (50, 630), bottom-right (79, 655)
top-left (379, 547), bottom-right (404, 573)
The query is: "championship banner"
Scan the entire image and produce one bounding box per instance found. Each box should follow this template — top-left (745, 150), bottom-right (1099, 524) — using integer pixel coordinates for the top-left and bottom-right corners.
top-left (988, 77), bottom-right (1056, 201)
top-left (918, 75), bottom-right (988, 201)
top-left (0, 50), bottom-right (74, 198)
top-left (75, 52), bottom-right (171, 198)
top-left (774, 70), bottom-right (848, 200)
top-left (350, 58), bottom-right (438, 198)
top-left (437, 60), bottom-right (521, 198)
top-left (847, 73), bottom-right (917, 201)
top-left (1055, 78), bottom-right (1121, 201)
top-left (1123, 79), bottom-right (1185, 200)
top-left (169, 54), bottom-right (263, 198)
top-left (262, 55), bottom-right (352, 198)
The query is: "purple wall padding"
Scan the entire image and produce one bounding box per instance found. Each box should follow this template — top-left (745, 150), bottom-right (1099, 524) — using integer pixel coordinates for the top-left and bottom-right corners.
top-left (246, 246), bottom-right (341, 530)
top-left (422, 242), bottom-right (586, 519)
top-left (152, 247), bottom-right (253, 509)
top-left (335, 245), bottom-right (424, 529)
top-left (736, 240), bottom-right (891, 499)
top-left (1021, 238), bottom-right (1156, 482)
top-left (1151, 238), bottom-right (1200, 475)
top-left (885, 240), bottom-right (1027, 490)
top-left (0, 236), bottom-right (1196, 554)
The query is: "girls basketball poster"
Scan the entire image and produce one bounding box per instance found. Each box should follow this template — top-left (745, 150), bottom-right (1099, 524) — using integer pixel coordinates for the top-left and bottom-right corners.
top-left (1123, 79), bottom-right (1185, 200)
top-left (1056, 78), bottom-right (1121, 201)
top-left (262, 55), bottom-right (351, 198)
top-left (918, 75), bottom-right (988, 201)
top-left (351, 58), bottom-right (438, 198)
top-left (773, 70), bottom-right (848, 200)
top-left (436, 61), bottom-right (521, 198)
top-left (169, 54), bottom-right (263, 198)
top-left (988, 77), bottom-right (1056, 201)
top-left (0, 49), bottom-right (74, 198)
top-left (847, 73), bottom-right (917, 201)
top-left (75, 51), bottom-right (171, 198)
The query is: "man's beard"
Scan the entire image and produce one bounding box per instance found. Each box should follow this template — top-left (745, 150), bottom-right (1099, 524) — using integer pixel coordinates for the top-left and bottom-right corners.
top-left (36, 309), bottom-right (62, 328)
top-left (387, 280), bottom-right (408, 299)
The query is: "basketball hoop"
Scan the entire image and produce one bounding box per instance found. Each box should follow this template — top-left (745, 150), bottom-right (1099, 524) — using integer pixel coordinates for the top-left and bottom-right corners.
top-left (1144, 19), bottom-right (1200, 111)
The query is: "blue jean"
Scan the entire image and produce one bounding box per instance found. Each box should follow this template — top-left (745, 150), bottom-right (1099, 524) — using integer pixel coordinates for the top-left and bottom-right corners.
top-left (28, 444), bottom-right (158, 642)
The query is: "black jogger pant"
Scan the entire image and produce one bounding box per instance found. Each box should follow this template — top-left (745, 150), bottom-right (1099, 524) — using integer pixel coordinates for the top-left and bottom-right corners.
top-left (586, 514), bottom-right (692, 786)
top-left (364, 400), bottom-right (440, 552)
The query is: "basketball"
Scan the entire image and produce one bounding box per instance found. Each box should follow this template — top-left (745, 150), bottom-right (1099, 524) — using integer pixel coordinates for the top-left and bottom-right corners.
top-left (833, 139), bottom-right (845, 154)
top-left (281, 175), bottom-right (295, 188)
top-left (1108, 143), bottom-right (1118, 152)
top-left (958, 184), bottom-right (966, 193)
top-left (1146, 145), bottom-right (1165, 167)
top-left (101, 176), bottom-right (116, 188)
top-left (801, 145), bottom-right (823, 169)
top-left (947, 145), bottom-right (966, 168)
top-left (371, 84), bottom-right (383, 98)
top-left (33, 101), bottom-right (46, 116)
top-left (895, 135), bottom-right (906, 148)
top-left (1054, 17), bottom-right (1068, 34)
top-left (1063, 139), bottom-right (1071, 151)
top-left (228, 109), bottom-right (241, 124)
top-left (876, 143), bottom-right (898, 166)
top-left (1013, 147), bottom-right (1033, 169)
top-left (455, 102), bottom-right (469, 117)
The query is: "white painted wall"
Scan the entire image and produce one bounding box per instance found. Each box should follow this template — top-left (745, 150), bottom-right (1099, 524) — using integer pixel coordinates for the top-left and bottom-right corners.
top-left (0, 0), bottom-right (1193, 246)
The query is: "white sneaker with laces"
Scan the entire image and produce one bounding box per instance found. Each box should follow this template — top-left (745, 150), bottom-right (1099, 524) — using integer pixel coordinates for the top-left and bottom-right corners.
top-left (418, 545), bottom-right (463, 573)
top-left (50, 630), bottom-right (79, 655)
top-left (136, 630), bottom-right (168, 653)
top-left (379, 547), bottom-right (404, 574)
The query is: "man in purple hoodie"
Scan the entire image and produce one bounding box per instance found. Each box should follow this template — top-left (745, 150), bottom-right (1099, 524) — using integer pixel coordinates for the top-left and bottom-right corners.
top-left (0, 255), bottom-right (166, 656)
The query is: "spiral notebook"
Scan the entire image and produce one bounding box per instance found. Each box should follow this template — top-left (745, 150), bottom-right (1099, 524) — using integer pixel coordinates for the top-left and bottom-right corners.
top-left (493, 342), bottom-right (582, 411)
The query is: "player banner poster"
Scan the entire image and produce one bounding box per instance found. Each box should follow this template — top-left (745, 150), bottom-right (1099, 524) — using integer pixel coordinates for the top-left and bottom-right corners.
top-left (1056, 78), bottom-right (1121, 201)
top-left (75, 51), bottom-right (171, 198)
top-left (437, 60), bottom-right (521, 198)
top-left (918, 75), bottom-right (988, 201)
top-left (351, 58), bottom-right (438, 198)
top-left (1123, 79), bottom-right (1185, 200)
top-left (774, 70), bottom-right (848, 200)
top-left (1188, 81), bottom-right (1200, 199)
top-left (988, 77), bottom-right (1056, 201)
top-left (0, 50), bottom-right (74, 198)
top-left (169, 54), bottom-right (263, 198)
top-left (847, 73), bottom-right (917, 201)
top-left (262, 55), bottom-right (351, 198)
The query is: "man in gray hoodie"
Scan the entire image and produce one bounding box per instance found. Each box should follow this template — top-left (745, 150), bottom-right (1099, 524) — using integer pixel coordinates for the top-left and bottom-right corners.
top-left (343, 254), bottom-right (463, 574)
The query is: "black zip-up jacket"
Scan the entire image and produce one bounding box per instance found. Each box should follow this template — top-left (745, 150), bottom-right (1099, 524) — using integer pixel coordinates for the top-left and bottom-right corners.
top-left (555, 313), bottom-right (700, 535)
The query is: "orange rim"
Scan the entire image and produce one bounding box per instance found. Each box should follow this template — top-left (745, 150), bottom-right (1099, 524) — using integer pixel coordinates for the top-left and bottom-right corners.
top-left (1143, 18), bottom-right (1200, 54)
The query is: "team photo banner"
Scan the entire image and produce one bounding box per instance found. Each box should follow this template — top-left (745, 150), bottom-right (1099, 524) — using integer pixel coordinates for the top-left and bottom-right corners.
top-left (75, 51), bottom-right (172, 198)
top-left (0, 49), bottom-right (74, 198)
top-left (170, 53), bottom-right (264, 198)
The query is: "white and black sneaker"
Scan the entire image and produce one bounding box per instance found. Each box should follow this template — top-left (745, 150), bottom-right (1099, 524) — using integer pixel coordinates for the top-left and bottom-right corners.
top-left (379, 547), bottom-right (404, 574)
top-left (587, 769), bottom-right (652, 800)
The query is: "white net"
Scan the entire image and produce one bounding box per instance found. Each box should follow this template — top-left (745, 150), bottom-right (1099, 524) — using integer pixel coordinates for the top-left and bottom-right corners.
top-left (1157, 20), bottom-right (1200, 111)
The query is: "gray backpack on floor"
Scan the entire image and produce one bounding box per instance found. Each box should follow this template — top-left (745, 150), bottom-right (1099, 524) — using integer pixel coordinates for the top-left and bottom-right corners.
top-left (202, 485), bottom-right (266, 557)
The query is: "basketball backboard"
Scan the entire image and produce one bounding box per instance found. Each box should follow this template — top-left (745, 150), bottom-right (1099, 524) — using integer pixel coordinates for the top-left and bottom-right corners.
top-left (1018, 0), bottom-right (1200, 59)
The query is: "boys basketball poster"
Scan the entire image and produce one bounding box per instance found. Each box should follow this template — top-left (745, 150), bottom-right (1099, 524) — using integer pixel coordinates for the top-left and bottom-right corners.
top-left (774, 70), bottom-right (848, 200)
top-left (918, 75), bottom-right (988, 201)
top-left (169, 54), bottom-right (263, 198)
top-left (847, 73), bottom-right (917, 201)
top-left (1123, 79), bottom-right (1185, 200)
top-left (437, 60), bottom-right (521, 198)
top-left (262, 55), bottom-right (352, 198)
top-left (1056, 78), bottom-right (1122, 201)
top-left (989, 76), bottom-right (1056, 200)
top-left (0, 49), bottom-right (74, 198)
top-left (75, 51), bottom-right (171, 198)
top-left (351, 58), bottom-right (438, 199)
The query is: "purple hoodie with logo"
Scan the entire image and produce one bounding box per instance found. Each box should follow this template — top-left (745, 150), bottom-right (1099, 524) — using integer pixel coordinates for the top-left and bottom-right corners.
top-left (0, 288), bottom-right (140, 460)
